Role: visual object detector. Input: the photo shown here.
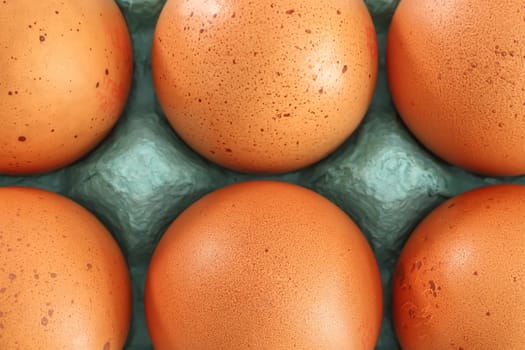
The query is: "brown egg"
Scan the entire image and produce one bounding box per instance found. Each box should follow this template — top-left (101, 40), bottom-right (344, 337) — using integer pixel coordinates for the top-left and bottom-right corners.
top-left (392, 184), bottom-right (525, 349)
top-left (0, 187), bottom-right (131, 349)
top-left (145, 180), bottom-right (383, 349)
top-left (152, 0), bottom-right (377, 173)
top-left (387, 0), bottom-right (525, 176)
top-left (0, 0), bottom-right (133, 175)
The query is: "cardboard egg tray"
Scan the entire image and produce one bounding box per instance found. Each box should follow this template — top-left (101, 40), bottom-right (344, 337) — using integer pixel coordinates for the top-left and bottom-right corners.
top-left (2, 1), bottom-right (523, 348)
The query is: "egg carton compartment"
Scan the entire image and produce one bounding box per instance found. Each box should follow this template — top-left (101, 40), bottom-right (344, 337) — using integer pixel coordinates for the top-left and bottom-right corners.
top-left (2, 0), bottom-right (524, 349)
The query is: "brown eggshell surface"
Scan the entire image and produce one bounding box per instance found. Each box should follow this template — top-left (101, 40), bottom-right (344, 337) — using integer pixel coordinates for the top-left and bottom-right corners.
top-left (152, 0), bottom-right (377, 173)
top-left (0, 187), bottom-right (132, 349)
top-left (387, 0), bottom-right (525, 176)
top-left (145, 180), bottom-right (383, 349)
top-left (0, 0), bottom-right (133, 175)
top-left (392, 184), bottom-right (525, 350)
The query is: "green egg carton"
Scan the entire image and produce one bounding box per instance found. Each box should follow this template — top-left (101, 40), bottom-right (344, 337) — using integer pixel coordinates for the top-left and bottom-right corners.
top-left (2, 0), bottom-right (524, 349)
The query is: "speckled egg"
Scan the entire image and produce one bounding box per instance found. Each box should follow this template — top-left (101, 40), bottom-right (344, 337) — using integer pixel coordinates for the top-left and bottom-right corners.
top-left (0, 0), bottom-right (133, 175)
top-left (152, 0), bottom-right (377, 173)
top-left (392, 184), bottom-right (525, 349)
top-left (387, 0), bottom-right (525, 176)
top-left (0, 186), bottom-right (131, 349)
top-left (145, 180), bottom-right (383, 349)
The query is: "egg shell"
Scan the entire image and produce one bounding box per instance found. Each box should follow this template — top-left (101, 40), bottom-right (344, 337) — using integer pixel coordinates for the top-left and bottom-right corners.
top-left (145, 180), bottom-right (383, 349)
top-left (0, 187), bottom-right (131, 349)
top-left (387, 0), bottom-right (525, 176)
top-left (392, 184), bottom-right (525, 349)
top-left (0, 0), bottom-right (133, 175)
top-left (152, 0), bottom-right (377, 173)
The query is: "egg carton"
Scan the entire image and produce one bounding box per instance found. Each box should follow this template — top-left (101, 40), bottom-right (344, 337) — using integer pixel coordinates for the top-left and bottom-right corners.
top-left (2, 0), bottom-right (524, 349)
